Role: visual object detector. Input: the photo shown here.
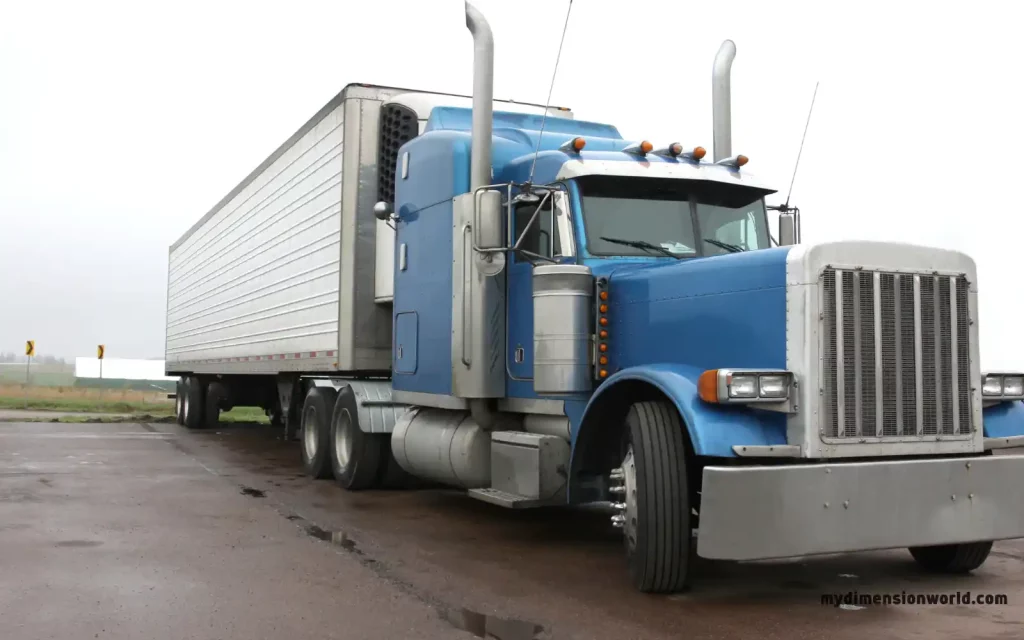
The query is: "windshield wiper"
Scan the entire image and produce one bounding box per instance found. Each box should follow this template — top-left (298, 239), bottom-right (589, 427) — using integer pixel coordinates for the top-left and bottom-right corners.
top-left (599, 236), bottom-right (683, 260)
top-left (704, 238), bottom-right (746, 254)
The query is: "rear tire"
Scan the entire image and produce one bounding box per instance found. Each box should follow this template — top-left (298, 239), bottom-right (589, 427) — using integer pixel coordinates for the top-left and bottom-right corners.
top-left (909, 542), bottom-right (993, 573)
top-left (205, 381), bottom-right (228, 428)
top-left (183, 376), bottom-right (205, 430)
top-left (301, 386), bottom-right (337, 479)
top-left (175, 379), bottom-right (186, 426)
top-left (620, 401), bottom-right (691, 593)
top-left (330, 386), bottom-right (384, 490)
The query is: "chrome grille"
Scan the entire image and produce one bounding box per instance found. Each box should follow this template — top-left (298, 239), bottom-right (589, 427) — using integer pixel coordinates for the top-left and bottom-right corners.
top-left (821, 268), bottom-right (971, 439)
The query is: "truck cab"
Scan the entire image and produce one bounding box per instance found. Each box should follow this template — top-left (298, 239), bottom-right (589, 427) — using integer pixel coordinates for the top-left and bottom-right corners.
top-left (374, 0), bottom-right (1024, 593)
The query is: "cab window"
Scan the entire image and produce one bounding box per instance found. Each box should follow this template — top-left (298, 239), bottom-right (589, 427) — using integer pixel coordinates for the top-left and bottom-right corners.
top-left (513, 195), bottom-right (562, 258)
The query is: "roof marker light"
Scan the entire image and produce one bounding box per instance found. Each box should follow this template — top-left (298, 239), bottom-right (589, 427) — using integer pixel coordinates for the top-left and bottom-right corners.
top-left (715, 154), bottom-right (749, 168)
top-left (683, 146), bottom-right (707, 161)
top-left (653, 142), bottom-right (685, 157)
top-left (623, 140), bottom-right (654, 155)
top-left (560, 137), bottom-right (587, 153)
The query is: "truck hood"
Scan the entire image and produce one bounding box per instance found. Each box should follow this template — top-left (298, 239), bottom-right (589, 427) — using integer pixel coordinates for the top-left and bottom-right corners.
top-left (603, 247), bottom-right (792, 374)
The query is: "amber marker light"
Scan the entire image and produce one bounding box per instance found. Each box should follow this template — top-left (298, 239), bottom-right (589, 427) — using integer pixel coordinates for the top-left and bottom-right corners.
top-left (698, 369), bottom-right (720, 403)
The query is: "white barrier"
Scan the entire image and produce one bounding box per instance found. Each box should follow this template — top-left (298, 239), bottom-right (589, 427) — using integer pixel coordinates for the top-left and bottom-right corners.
top-left (74, 357), bottom-right (176, 381)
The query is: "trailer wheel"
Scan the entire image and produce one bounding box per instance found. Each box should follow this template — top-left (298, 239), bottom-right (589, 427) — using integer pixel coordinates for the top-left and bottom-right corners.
top-left (183, 376), bottom-right (206, 430)
top-left (301, 386), bottom-right (337, 479)
top-left (330, 386), bottom-right (384, 490)
top-left (613, 401), bottom-right (691, 593)
top-left (909, 541), bottom-right (993, 573)
top-left (205, 382), bottom-right (228, 428)
top-left (175, 379), bottom-right (186, 426)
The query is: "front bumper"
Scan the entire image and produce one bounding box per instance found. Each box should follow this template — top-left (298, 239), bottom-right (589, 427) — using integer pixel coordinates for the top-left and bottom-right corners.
top-left (696, 454), bottom-right (1024, 561)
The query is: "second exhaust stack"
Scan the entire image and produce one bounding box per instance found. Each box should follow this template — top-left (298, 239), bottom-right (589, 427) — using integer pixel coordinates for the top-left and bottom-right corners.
top-left (712, 40), bottom-right (736, 163)
top-left (465, 1), bottom-right (494, 191)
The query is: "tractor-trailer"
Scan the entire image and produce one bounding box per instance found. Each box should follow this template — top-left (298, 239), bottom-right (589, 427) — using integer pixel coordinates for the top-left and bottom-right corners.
top-left (166, 1), bottom-right (1024, 592)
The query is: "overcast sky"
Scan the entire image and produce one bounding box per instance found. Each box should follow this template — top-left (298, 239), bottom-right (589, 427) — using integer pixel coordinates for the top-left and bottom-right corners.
top-left (1, 0), bottom-right (1021, 368)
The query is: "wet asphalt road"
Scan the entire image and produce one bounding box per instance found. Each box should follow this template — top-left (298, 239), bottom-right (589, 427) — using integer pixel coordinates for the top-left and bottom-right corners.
top-left (2, 420), bottom-right (1024, 640)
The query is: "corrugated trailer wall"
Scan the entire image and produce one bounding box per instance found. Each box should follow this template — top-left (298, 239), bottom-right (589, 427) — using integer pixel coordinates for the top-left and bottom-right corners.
top-left (166, 101), bottom-right (346, 373)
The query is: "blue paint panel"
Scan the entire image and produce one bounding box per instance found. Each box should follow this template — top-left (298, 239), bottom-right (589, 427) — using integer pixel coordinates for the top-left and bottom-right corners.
top-left (982, 401), bottom-right (1024, 438)
top-left (572, 364), bottom-right (787, 458)
top-left (393, 312), bottom-right (418, 374)
top-left (506, 259), bottom-right (533, 381)
top-left (391, 132), bottom-right (474, 396)
top-left (607, 248), bottom-right (791, 375)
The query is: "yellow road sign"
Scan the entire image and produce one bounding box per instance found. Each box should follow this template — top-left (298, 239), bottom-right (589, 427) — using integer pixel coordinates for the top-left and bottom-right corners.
top-left (25, 340), bottom-right (35, 357)
top-left (97, 344), bottom-right (105, 360)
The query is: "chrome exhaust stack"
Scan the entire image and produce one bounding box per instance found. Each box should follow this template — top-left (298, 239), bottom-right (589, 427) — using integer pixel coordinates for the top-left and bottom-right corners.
top-left (712, 40), bottom-right (736, 163)
top-left (465, 1), bottom-right (494, 191)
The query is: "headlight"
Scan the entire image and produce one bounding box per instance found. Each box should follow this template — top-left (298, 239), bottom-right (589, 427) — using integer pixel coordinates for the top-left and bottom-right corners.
top-left (983, 375), bottom-right (1003, 396)
top-left (727, 375), bottom-right (758, 398)
top-left (1003, 376), bottom-right (1024, 397)
top-left (981, 372), bottom-right (1024, 401)
top-left (758, 375), bottom-right (790, 398)
top-left (699, 369), bottom-right (794, 405)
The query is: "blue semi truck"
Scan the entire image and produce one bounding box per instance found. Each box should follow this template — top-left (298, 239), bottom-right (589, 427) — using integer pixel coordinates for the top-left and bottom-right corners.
top-left (166, 2), bottom-right (1024, 592)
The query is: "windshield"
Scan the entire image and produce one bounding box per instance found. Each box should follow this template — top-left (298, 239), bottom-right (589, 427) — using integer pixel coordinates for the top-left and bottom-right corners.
top-left (577, 175), bottom-right (770, 258)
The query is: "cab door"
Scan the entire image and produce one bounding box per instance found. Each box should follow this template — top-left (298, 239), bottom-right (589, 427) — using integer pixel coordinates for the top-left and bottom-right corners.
top-left (506, 189), bottom-right (574, 384)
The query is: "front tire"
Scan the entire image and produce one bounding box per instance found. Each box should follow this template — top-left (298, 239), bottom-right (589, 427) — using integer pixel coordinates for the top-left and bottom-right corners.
top-left (617, 401), bottom-right (691, 593)
top-left (301, 386), bottom-right (337, 479)
top-left (330, 386), bottom-right (384, 490)
top-left (909, 542), bottom-right (993, 573)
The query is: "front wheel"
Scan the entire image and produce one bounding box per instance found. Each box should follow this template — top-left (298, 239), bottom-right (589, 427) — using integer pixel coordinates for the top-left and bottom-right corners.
top-left (909, 542), bottom-right (993, 573)
top-left (610, 401), bottom-right (692, 593)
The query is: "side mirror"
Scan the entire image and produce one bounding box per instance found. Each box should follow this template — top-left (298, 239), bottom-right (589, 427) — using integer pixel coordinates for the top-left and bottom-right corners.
top-left (473, 190), bottom-right (503, 250)
top-left (373, 201), bottom-right (394, 222)
top-left (778, 213), bottom-right (797, 246)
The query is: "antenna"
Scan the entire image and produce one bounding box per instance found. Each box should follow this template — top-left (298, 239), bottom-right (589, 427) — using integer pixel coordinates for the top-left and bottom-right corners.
top-left (526, 0), bottom-right (574, 186)
top-left (772, 81), bottom-right (818, 212)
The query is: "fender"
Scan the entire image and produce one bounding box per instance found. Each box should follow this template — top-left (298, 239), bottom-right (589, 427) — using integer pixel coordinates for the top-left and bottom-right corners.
top-left (572, 363), bottom-right (788, 459)
top-left (982, 400), bottom-right (1024, 439)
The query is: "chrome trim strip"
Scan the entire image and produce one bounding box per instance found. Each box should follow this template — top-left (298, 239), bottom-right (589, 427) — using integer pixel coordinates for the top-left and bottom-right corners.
top-left (914, 274), bottom-right (923, 436)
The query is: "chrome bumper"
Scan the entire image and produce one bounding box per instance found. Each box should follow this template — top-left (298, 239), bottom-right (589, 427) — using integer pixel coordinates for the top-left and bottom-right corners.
top-left (696, 454), bottom-right (1024, 561)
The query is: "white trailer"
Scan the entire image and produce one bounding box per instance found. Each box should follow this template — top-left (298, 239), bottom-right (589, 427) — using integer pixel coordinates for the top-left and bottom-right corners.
top-left (165, 84), bottom-right (571, 429)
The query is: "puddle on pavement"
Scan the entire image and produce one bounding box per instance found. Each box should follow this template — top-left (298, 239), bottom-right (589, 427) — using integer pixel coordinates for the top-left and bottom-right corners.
top-left (439, 607), bottom-right (544, 640)
top-left (305, 524), bottom-right (359, 553)
top-left (239, 486), bottom-right (265, 498)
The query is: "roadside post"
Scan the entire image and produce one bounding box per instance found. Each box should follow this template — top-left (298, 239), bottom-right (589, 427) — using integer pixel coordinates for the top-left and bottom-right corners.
top-left (98, 344), bottom-right (105, 379)
top-left (24, 340), bottom-right (34, 408)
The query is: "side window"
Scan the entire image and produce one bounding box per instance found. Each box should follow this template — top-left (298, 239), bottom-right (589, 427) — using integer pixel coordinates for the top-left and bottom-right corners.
top-left (513, 196), bottom-right (561, 258)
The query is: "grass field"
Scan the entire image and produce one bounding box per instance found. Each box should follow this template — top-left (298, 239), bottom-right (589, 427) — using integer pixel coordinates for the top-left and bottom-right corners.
top-left (0, 384), bottom-right (268, 424)
top-left (0, 363), bottom-right (75, 387)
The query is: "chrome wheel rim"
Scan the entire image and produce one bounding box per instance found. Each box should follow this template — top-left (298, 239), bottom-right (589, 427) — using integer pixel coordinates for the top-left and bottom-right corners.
top-left (303, 405), bottom-right (318, 461)
top-left (334, 409), bottom-right (353, 470)
top-left (622, 446), bottom-right (638, 552)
